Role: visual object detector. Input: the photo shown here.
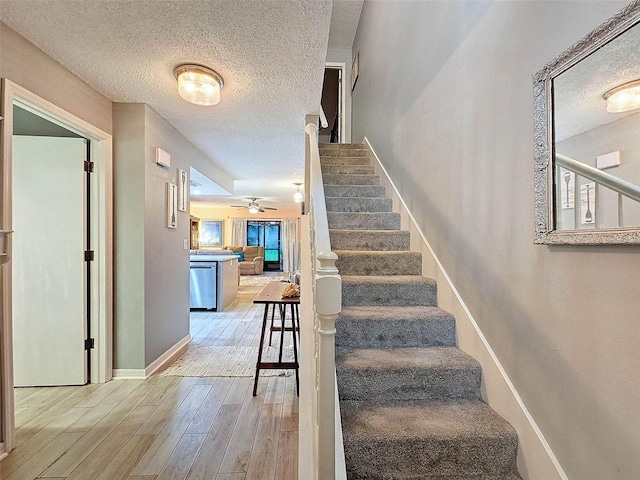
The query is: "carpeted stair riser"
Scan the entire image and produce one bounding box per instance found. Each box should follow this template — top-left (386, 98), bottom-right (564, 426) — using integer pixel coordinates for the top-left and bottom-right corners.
top-left (325, 196), bottom-right (392, 213)
top-left (321, 164), bottom-right (375, 175)
top-left (336, 347), bottom-right (482, 402)
top-left (323, 173), bottom-right (380, 186)
top-left (330, 229), bottom-right (410, 251)
top-left (335, 306), bottom-right (456, 349)
top-left (340, 400), bottom-right (519, 479)
top-left (328, 212), bottom-right (400, 230)
top-left (323, 185), bottom-right (386, 198)
top-left (342, 275), bottom-right (437, 306)
top-left (320, 156), bottom-right (371, 166)
top-left (335, 250), bottom-right (422, 276)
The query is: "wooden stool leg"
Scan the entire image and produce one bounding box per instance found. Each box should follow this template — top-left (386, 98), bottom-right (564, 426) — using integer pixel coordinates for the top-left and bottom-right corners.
top-left (291, 303), bottom-right (300, 396)
top-left (253, 303), bottom-right (270, 396)
top-left (278, 304), bottom-right (287, 363)
top-left (268, 303), bottom-right (276, 346)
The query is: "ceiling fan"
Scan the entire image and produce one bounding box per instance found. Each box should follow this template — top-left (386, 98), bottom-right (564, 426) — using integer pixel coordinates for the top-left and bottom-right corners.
top-left (231, 198), bottom-right (277, 214)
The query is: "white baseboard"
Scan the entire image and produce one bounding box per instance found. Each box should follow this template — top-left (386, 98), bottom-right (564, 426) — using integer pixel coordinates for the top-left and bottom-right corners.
top-left (112, 334), bottom-right (191, 380)
top-left (363, 137), bottom-right (568, 480)
top-left (112, 369), bottom-right (146, 380)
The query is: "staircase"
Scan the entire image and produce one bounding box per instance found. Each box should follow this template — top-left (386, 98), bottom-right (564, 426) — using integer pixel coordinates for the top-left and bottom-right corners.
top-left (320, 143), bottom-right (522, 480)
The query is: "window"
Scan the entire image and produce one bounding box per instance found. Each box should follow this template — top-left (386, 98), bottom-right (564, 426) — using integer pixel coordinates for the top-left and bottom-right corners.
top-left (247, 220), bottom-right (281, 270)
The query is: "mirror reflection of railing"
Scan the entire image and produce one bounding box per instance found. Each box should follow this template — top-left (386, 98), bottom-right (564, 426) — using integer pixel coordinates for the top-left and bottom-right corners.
top-left (556, 153), bottom-right (640, 228)
top-left (302, 120), bottom-right (345, 479)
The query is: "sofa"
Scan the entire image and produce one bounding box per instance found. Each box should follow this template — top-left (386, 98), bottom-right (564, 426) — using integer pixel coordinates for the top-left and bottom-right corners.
top-left (224, 246), bottom-right (264, 275)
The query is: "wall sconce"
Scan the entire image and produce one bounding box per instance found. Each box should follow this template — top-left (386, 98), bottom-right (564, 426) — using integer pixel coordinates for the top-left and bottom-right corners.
top-left (174, 64), bottom-right (224, 106)
top-left (293, 183), bottom-right (303, 203)
top-left (603, 79), bottom-right (640, 113)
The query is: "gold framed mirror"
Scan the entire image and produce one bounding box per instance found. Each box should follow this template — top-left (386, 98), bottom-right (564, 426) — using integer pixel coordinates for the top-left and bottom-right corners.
top-left (533, 1), bottom-right (640, 244)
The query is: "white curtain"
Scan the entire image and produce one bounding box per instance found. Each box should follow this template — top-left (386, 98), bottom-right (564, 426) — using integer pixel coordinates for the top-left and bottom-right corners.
top-left (282, 218), bottom-right (300, 275)
top-left (230, 218), bottom-right (247, 247)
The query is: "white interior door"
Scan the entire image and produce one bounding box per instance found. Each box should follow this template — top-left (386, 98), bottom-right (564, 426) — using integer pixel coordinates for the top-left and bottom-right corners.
top-left (12, 136), bottom-right (87, 387)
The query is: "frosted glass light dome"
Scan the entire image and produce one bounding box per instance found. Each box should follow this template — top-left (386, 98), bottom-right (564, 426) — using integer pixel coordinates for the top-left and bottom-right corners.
top-left (603, 80), bottom-right (640, 113)
top-left (174, 64), bottom-right (224, 106)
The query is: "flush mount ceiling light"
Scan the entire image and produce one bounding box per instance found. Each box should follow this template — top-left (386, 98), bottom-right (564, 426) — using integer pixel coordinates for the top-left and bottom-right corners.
top-left (603, 79), bottom-right (640, 113)
top-left (174, 64), bottom-right (224, 106)
top-left (293, 183), bottom-right (303, 203)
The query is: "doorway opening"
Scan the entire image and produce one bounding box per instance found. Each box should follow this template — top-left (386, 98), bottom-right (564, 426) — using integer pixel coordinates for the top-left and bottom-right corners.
top-left (247, 220), bottom-right (282, 271)
top-left (12, 105), bottom-right (92, 387)
top-left (1, 79), bottom-right (113, 452)
top-left (320, 62), bottom-right (347, 144)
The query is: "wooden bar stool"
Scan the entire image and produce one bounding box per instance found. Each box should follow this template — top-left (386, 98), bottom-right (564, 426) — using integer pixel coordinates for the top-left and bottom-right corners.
top-left (252, 282), bottom-right (300, 396)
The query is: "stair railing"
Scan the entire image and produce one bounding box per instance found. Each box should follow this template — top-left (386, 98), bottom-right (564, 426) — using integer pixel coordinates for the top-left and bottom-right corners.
top-left (556, 153), bottom-right (640, 226)
top-left (302, 120), bottom-right (344, 480)
top-left (319, 105), bottom-right (329, 129)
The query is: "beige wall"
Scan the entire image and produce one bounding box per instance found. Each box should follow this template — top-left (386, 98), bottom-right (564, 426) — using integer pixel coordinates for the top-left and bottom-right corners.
top-left (112, 104), bottom-right (146, 369)
top-left (352, 1), bottom-right (639, 479)
top-left (113, 104), bottom-right (235, 368)
top-left (0, 22), bottom-right (112, 134)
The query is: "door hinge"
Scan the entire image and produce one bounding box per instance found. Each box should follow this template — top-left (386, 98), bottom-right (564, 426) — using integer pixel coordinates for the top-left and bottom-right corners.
top-left (84, 161), bottom-right (94, 173)
top-left (84, 338), bottom-right (95, 350)
top-left (85, 250), bottom-right (95, 261)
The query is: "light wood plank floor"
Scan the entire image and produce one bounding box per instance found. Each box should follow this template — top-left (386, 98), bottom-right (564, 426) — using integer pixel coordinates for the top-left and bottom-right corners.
top-left (1, 279), bottom-right (298, 480)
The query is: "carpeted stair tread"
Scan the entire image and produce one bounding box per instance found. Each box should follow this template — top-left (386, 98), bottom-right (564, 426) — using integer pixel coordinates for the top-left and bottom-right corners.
top-left (335, 250), bottom-right (422, 276)
top-left (325, 196), bottom-right (392, 213)
top-left (318, 148), bottom-right (369, 157)
top-left (323, 185), bottom-right (386, 198)
top-left (328, 212), bottom-right (400, 230)
top-left (342, 275), bottom-right (437, 306)
top-left (320, 156), bottom-right (371, 166)
top-left (341, 400), bottom-right (519, 479)
top-left (337, 346), bottom-right (479, 373)
top-left (321, 164), bottom-right (375, 175)
top-left (336, 305), bottom-right (456, 348)
top-left (323, 173), bottom-right (380, 186)
top-left (413, 476), bottom-right (522, 480)
top-left (330, 229), bottom-right (410, 251)
top-left (336, 347), bottom-right (482, 402)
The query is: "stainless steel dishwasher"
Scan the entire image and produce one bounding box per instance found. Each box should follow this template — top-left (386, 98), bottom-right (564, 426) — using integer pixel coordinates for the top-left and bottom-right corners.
top-left (189, 260), bottom-right (217, 310)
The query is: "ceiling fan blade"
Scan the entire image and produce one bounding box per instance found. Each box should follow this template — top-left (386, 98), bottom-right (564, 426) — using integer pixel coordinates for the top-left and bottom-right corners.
top-left (261, 207), bottom-right (278, 210)
top-left (230, 205), bottom-right (247, 208)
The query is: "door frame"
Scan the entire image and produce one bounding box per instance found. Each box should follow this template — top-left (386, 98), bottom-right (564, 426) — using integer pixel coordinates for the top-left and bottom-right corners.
top-left (0, 79), bottom-right (113, 453)
top-left (325, 61), bottom-right (347, 144)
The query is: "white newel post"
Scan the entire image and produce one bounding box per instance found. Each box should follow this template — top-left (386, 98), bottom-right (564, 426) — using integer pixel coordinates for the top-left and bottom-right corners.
top-left (315, 251), bottom-right (341, 480)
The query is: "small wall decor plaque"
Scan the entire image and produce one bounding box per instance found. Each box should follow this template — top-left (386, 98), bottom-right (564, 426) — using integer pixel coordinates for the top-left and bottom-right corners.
top-left (177, 168), bottom-right (187, 212)
top-left (351, 51), bottom-right (359, 91)
top-left (167, 182), bottom-right (177, 229)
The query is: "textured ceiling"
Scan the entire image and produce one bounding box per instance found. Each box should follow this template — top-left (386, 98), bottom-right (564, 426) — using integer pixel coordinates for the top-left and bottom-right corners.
top-left (328, 0), bottom-right (364, 49)
top-left (0, 0), bottom-right (359, 209)
top-left (554, 21), bottom-right (640, 141)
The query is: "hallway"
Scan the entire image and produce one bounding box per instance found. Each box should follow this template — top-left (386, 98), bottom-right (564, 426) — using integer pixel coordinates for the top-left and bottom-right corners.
top-left (1, 280), bottom-right (298, 480)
